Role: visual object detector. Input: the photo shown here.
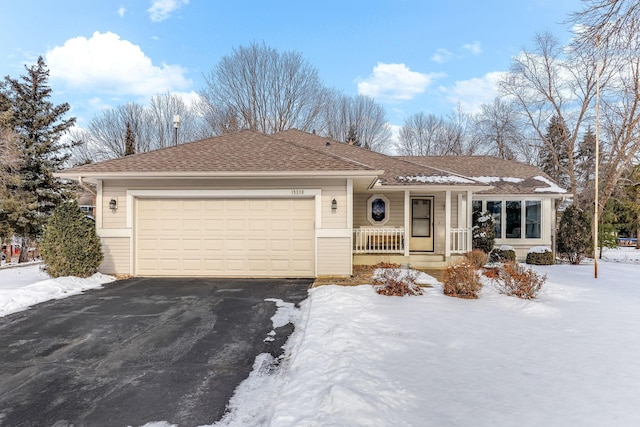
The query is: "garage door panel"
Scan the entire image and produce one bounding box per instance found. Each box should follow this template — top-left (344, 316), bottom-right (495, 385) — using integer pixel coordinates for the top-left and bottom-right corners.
top-left (136, 198), bottom-right (315, 277)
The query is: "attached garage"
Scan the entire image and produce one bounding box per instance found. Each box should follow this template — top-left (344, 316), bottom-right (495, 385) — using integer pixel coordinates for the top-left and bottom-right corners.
top-left (135, 198), bottom-right (316, 277)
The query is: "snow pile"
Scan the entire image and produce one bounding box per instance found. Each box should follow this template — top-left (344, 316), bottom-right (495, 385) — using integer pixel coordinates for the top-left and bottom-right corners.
top-left (600, 246), bottom-right (640, 264)
top-left (0, 265), bottom-right (115, 317)
top-left (528, 246), bottom-right (552, 254)
top-left (210, 262), bottom-right (640, 426)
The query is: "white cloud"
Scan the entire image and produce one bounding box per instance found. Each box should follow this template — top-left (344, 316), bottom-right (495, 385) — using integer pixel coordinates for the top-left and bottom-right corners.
top-left (148, 0), bottom-right (189, 22)
top-left (117, 6), bottom-right (126, 18)
top-left (45, 31), bottom-right (191, 98)
top-left (463, 41), bottom-right (482, 56)
top-left (357, 63), bottom-right (442, 102)
top-left (442, 71), bottom-right (505, 114)
top-left (431, 48), bottom-right (453, 64)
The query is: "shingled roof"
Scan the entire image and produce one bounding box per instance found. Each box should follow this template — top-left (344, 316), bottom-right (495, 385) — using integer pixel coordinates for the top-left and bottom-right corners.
top-left (59, 130), bottom-right (379, 177)
top-left (399, 156), bottom-right (568, 195)
top-left (274, 129), bottom-right (486, 188)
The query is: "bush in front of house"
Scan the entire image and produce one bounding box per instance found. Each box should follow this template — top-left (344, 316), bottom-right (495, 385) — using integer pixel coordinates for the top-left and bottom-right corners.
top-left (526, 246), bottom-right (554, 265)
top-left (442, 260), bottom-right (483, 299)
top-left (495, 262), bottom-right (546, 299)
top-left (373, 268), bottom-right (423, 296)
top-left (472, 210), bottom-right (495, 254)
top-left (40, 200), bottom-right (103, 278)
top-left (490, 245), bottom-right (516, 263)
top-left (464, 249), bottom-right (489, 269)
top-left (557, 204), bottom-right (591, 264)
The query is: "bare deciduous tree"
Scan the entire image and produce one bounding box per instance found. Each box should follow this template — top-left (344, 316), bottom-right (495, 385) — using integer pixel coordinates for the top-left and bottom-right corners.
top-left (499, 31), bottom-right (602, 202)
top-left (149, 92), bottom-right (205, 147)
top-left (200, 42), bottom-right (327, 134)
top-left (322, 92), bottom-right (391, 152)
top-left (475, 97), bottom-right (526, 160)
top-left (87, 102), bottom-right (153, 159)
top-left (397, 112), bottom-right (446, 156)
top-left (397, 108), bottom-right (477, 156)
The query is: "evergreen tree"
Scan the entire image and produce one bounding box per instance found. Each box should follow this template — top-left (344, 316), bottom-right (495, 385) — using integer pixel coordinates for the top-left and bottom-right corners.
top-left (557, 205), bottom-right (591, 264)
top-left (472, 210), bottom-right (495, 253)
top-left (40, 200), bottom-right (103, 278)
top-left (0, 56), bottom-right (77, 262)
top-left (346, 124), bottom-right (359, 146)
top-left (124, 122), bottom-right (135, 156)
top-left (540, 115), bottom-right (571, 189)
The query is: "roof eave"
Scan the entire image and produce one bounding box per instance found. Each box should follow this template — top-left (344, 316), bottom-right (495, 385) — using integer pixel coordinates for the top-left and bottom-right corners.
top-left (55, 170), bottom-right (386, 182)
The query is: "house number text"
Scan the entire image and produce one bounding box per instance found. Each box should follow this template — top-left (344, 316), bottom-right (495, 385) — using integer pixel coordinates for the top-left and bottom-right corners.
top-left (291, 189), bottom-right (304, 195)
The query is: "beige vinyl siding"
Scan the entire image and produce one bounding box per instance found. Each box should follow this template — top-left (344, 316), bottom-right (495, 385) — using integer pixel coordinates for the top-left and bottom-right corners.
top-left (317, 237), bottom-right (351, 276)
top-left (99, 237), bottom-right (130, 275)
top-left (321, 185), bottom-right (347, 228)
top-left (353, 192), bottom-right (404, 228)
top-left (101, 186), bottom-right (127, 229)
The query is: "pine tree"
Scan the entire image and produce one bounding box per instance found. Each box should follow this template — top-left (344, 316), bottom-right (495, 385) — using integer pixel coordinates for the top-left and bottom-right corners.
top-left (346, 124), bottom-right (359, 146)
top-left (557, 205), bottom-right (591, 264)
top-left (0, 56), bottom-right (77, 262)
top-left (540, 115), bottom-right (571, 189)
top-left (575, 126), bottom-right (597, 206)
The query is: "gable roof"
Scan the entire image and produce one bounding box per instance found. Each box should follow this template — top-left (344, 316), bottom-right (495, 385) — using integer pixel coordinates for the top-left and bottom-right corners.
top-left (273, 129), bottom-right (486, 188)
top-left (57, 130), bottom-right (381, 179)
top-left (399, 156), bottom-right (568, 195)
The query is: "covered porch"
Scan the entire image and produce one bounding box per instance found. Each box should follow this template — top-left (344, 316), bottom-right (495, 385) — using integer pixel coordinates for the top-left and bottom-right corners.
top-left (351, 189), bottom-right (474, 268)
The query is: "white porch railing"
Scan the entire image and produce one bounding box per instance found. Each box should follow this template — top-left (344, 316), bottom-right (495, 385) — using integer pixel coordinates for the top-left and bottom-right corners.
top-left (353, 227), bottom-right (469, 255)
top-left (450, 228), bottom-right (469, 254)
top-left (353, 227), bottom-right (405, 254)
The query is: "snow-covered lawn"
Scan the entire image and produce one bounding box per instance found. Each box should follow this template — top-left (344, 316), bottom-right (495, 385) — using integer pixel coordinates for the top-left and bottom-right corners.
top-left (3, 250), bottom-right (640, 426)
top-left (0, 264), bottom-right (115, 317)
top-left (209, 248), bottom-right (640, 427)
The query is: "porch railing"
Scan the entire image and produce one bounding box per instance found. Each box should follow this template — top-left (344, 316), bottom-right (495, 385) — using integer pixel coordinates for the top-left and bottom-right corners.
top-left (450, 228), bottom-right (469, 254)
top-left (353, 227), bottom-right (470, 255)
top-left (353, 227), bottom-right (405, 254)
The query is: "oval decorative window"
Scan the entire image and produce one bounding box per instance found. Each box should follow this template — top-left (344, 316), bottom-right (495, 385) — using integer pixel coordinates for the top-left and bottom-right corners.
top-left (367, 194), bottom-right (390, 225)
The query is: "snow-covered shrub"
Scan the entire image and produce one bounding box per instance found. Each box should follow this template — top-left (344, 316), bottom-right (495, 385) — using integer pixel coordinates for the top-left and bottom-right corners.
top-left (472, 210), bottom-right (495, 253)
top-left (557, 205), bottom-right (591, 264)
top-left (464, 249), bottom-right (488, 269)
top-left (442, 260), bottom-right (482, 299)
top-left (490, 245), bottom-right (516, 263)
top-left (495, 262), bottom-right (546, 299)
top-left (526, 246), bottom-right (554, 265)
top-left (40, 200), bottom-right (103, 278)
top-left (374, 268), bottom-right (423, 296)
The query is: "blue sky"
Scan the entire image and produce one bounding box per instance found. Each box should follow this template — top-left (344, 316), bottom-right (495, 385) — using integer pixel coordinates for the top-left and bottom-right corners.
top-left (1, 0), bottom-right (582, 132)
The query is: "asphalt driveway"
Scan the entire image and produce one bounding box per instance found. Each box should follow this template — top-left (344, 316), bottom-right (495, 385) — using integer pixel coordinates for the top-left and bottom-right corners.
top-left (0, 277), bottom-right (311, 427)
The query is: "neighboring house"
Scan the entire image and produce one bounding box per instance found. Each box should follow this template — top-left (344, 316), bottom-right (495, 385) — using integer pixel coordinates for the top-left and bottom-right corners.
top-left (55, 130), bottom-right (568, 278)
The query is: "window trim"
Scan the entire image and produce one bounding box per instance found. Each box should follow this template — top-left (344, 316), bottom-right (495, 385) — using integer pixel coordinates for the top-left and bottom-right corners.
top-left (367, 194), bottom-right (390, 225)
top-left (474, 198), bottom-right (543, 242)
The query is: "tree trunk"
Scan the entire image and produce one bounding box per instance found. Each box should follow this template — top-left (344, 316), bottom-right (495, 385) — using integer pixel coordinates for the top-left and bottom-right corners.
top-left (18, 235), bottom-right (31, 263)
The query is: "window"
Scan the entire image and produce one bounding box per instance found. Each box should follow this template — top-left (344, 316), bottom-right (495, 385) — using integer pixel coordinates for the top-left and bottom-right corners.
top-left (506, 201), bottom-right (522, 238)
top-left (367, 194), bottom-right (390, 225)
top-left (472, 200), bottom-right (482, 215)
top-left (526, 201), bottom-right (541, 238)
top-left (487, 201), bottom-right (502, 239)
top-left (411, 198), bottom-right (432, 237)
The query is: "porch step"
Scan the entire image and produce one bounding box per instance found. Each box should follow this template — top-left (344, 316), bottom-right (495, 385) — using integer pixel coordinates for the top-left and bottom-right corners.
top-left (353, 254), bottom-right (461, 269)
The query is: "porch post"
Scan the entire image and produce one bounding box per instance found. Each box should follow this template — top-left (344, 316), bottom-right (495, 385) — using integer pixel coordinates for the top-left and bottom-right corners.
top-left (467, 190), bottom-right (473, 252)
top-left (347, 178), bottom-right (354, 275)
top-left (404, 190), bottom-right (410, 256)
top-left (445, 190), bottom-right (451, 260)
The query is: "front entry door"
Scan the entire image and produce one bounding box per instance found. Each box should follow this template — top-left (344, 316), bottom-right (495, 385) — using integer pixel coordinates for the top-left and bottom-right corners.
top-left (410, 197), bottom-right (434, 252)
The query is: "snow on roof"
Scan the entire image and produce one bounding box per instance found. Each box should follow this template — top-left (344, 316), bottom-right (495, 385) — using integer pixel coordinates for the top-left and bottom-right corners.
top-left (471, 176), bottom-right (524, 184)
top-left (399, 175), bottom-right (475, 184)
top-left (533, 176), bottom-right (568, 193)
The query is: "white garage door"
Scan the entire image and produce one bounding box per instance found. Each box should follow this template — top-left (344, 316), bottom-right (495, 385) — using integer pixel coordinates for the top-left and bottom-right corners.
top-left (136, 198), bottom-right (315, 277)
